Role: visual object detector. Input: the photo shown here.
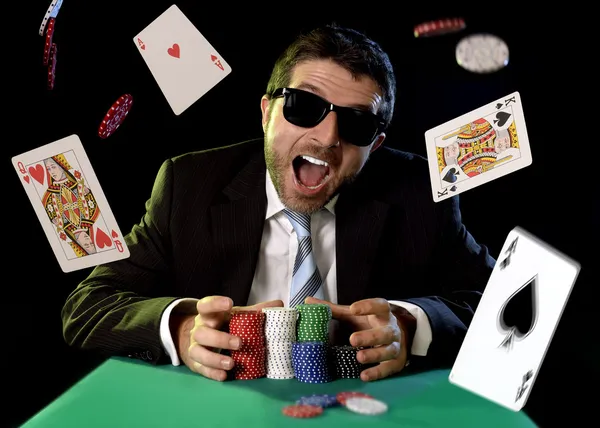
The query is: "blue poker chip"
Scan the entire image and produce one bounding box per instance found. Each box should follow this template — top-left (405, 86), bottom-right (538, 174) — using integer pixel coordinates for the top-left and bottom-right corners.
top-left (296, 394), bottom-right (339, 408)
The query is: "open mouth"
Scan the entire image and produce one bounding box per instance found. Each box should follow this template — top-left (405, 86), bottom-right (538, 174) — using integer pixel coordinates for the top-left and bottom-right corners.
top-left (292, 155), bottom-right (331, 192)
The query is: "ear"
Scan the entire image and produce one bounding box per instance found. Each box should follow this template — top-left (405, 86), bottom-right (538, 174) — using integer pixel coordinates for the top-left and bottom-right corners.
top-left (261, 95), bottom-right (271, 133)
top-left (369, 133), bottom-right (386, 153)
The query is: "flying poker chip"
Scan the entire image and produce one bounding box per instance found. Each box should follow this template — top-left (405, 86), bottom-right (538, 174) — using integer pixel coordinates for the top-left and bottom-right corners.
top-left (344, 397), bottom-right (388, 415)
top-left (38, 0), bottom-right (59, 36)
top-left (455, 33), bottom-right (509, 74)
top-left (49, 0), bottom-right (64, 18)
top-left (296, 394), bottom-right (339, 408)
top-left (336, 391), bottom-right (373, 405)
top-left (413, 18), bottom-right (466, 38)
top-left (43, 18), bottom-right (56, 66)
top-left (98, 94), bottom-right (134, 139)
top-left (47, 43), bottom-right (57, 90)
top-left (282, 404), bottom-right (323, 418)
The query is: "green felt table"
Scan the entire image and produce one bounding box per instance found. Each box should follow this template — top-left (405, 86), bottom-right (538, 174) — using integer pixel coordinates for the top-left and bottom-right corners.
top-left (22, 357), bottom-right (537, 427)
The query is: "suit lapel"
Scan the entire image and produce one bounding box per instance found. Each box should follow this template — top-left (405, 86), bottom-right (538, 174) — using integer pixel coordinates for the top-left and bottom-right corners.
top-left (210, 151), bottom-right (267, 306)
top-left (207, 144), bottom-right (391, 307)
top-left (335, 190), bottom-right (389, 305)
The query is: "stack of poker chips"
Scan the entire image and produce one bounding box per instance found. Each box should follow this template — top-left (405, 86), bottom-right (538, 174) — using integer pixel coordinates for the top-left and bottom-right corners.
top-left (228, 310), bottom-right (266, 380)
top-left (292, 304), bottom-right (333, 383)
top-left (329, 345), bottom-right (368, 379)
top-left (262, 307), bottom-right (298, 379)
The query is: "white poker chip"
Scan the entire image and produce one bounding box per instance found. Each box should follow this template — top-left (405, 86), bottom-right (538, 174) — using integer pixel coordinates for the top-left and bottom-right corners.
top-left (39, 0), bottom-right (59, 36)
top-left (455, 33), bottom-right (509, 74)
top-left (344, 397), bottom-right (388, 415)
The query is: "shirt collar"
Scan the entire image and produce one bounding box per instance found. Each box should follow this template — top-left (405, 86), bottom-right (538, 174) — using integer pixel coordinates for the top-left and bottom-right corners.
top-left (265, 169), bottom-right (338, 219)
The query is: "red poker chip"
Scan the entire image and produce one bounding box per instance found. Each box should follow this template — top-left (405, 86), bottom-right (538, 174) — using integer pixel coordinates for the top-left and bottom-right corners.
top-left (43, 18), bottom-right (56, 66)
top-left (413, 18), bottom-right (466, 38)
top-left (47, 43), bottom-right (57, 90)
top-left (336, 391), bottom-right (374, 405)
top-left (282, 404), bottom-right (323, 418)
top-left (230, 310), bottom-right (265, 321)
top-left (98, 94), bottom-right (133, 139)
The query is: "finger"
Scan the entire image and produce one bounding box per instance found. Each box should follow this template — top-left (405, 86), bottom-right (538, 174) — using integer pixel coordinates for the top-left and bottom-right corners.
top-left (360, 358), bottom-right (405, 382)
top-left (191, 360), bottom-right (228, 382)
top-left (193, 325), bottom-right (242, 351)
top-left (196, 296), bottom-right (233, 316)
top-left (226, 299), bottom-right (285, 322)
top-left (304, 296), bottom-right (353, 320)
top-left (356, 342), bottom-right (401, 364)
top-left (350, 298), bottom-right (390, 316)
top-left (350, 325), bottom-right (399, 348)
top-left (189, 343), bottom-right (235, 372)
top-left (241, 299), bottom-right (285, 312)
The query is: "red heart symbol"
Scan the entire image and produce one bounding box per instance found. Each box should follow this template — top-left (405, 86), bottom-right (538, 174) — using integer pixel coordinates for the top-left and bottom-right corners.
top-left (23, 175), bottom-right (30, 184)
top-left (167, 44), bottom-right (180, 58)
top-left (111, 229), bottom-right (118, 238)
top-left (95, 227), bottom-right (113, 249)
top-left (28, 164), bottom-right (45, 185)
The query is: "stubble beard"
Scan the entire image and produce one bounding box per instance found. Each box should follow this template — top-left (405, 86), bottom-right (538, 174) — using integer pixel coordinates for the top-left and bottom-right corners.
top-left (264, 136), bottom-right (362, 215)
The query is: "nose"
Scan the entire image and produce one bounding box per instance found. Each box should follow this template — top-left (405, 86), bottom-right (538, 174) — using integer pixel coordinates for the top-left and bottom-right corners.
top-left (310, 111), bottom-right (340, 148)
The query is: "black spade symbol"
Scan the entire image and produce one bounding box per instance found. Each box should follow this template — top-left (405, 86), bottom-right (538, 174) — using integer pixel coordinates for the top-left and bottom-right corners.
top-left (495, 103), bottom-right (503, 109)
top-left (442, 167), bottom-right (458, 183)
top-left (498, 275), bottom-right (538, 346)
top-left (494, 111), bottom-right (511, 127)
top-left (450, 185), bottom-right (457, 192)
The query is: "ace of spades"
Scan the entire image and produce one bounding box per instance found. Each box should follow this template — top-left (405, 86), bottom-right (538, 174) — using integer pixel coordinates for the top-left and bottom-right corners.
top-left (495, 235), bottom-right (539, 351)
top-left (449, 227), bottom-right (581, 412)
top-left (497, 273), bottom-right (538, 351)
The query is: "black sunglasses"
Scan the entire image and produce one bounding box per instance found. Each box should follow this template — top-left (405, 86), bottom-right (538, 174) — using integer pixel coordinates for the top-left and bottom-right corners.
top-left (271, 87), bottom-right (386, 147)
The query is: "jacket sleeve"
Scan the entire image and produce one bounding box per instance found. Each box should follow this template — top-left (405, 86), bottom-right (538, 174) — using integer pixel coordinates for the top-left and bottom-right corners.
top-left (403, 194), bottom-right (496, 370)
top-left (61, 159), bottom-right (180, 365)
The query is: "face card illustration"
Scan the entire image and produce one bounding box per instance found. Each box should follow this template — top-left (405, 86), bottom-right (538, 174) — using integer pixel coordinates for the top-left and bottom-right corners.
top-left (133, 4), bottom-right (232, 115)
top-left (425, 92), bottom-right (532, 202)
top-left (449, 227), bottom-right (580, 411)
top-left (12, 135), bottom-right (130, 273)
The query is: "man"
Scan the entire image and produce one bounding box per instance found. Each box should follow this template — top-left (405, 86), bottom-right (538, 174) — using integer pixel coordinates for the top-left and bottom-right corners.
top-left (61, 24), bottom-right (495, 383)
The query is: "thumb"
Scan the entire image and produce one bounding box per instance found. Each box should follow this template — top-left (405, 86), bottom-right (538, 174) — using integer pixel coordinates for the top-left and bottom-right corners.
top-left (247, 299), bottom-right (284, 311)
top-left (304, 296), bottom-right (353, 320)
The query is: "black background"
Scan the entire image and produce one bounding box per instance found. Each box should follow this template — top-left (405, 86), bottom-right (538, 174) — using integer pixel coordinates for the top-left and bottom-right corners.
top-left (8, 1), bottom-right (596, 426)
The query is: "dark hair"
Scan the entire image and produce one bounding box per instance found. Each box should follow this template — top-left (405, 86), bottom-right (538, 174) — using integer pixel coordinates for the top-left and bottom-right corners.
top-left (265, 24), bottom-right (397, 127)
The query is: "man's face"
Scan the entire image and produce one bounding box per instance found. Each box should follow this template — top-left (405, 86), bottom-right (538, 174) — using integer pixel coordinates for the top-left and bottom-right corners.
top-left (261, 59), bottom-right (386, 214)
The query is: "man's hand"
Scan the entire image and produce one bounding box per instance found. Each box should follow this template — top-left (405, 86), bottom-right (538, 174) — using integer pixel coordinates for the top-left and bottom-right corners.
top-left (305, 296), bottom-right (416, 381)
top-left (173, 296), bottom-right (283, 381)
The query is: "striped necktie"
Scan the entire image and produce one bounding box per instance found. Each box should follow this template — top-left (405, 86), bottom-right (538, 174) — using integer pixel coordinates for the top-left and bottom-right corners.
top-left (283, 209), bottom-right (324, 307)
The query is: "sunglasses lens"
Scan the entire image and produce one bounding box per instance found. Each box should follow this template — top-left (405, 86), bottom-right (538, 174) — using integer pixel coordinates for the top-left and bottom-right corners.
top-left (283, 90), bottom-right (327, 127)
top-left (281, 88), bottom-right (381, 147)
top-left (337, 110), bottom-right (379, 147)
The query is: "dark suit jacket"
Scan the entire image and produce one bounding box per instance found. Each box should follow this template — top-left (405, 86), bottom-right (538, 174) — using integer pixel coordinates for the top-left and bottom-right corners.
top-left (61, 138), bottom-right (495, 369)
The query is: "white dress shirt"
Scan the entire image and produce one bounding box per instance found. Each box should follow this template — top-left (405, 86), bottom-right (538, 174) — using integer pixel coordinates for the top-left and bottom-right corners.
top-left (159, 171), bottom-right (432, 366)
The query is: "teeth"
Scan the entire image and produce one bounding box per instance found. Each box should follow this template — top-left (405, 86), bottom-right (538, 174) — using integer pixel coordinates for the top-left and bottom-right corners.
top-left (301, 155), bottom-right (329, 167)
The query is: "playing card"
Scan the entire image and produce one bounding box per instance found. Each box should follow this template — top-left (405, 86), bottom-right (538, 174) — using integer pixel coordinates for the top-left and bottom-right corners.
top-left (12, 135), bottom-right (130, 273)
top-left (449, 227), bottom-right (580, 412)
top-left (424, 92), bottom-right (532, 202)
top-left (133, 4), bottom-right (232, 115)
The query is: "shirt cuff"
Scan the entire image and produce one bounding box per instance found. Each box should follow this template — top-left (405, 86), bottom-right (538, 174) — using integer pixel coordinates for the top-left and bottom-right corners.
top-left (388, 300), bottom-right (432, 357)
top-left (159, 298), bottom-right (199, 366)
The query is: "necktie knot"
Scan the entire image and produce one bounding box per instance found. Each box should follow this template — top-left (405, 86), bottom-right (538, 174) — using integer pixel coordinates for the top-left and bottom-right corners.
top-left (282, 209), bottom-right (311, 237)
